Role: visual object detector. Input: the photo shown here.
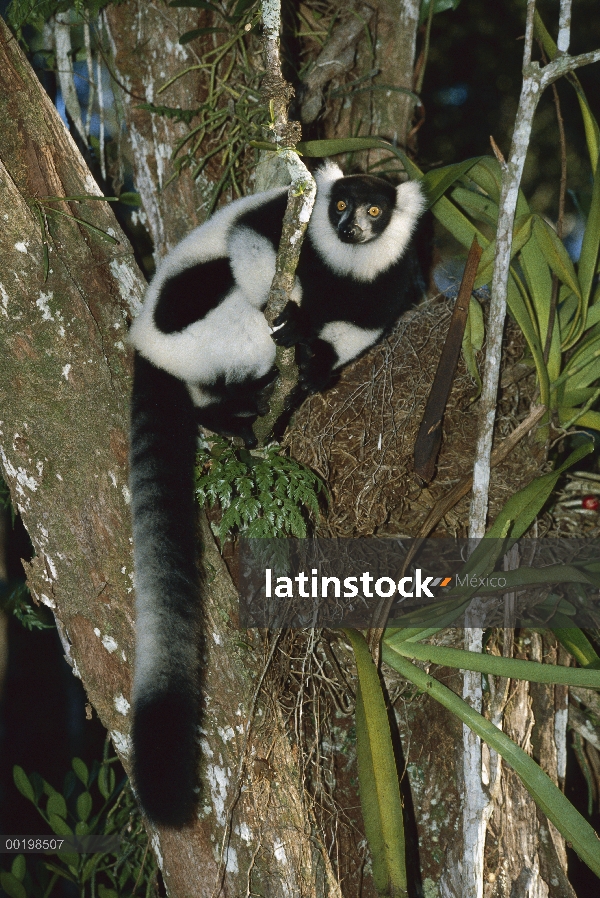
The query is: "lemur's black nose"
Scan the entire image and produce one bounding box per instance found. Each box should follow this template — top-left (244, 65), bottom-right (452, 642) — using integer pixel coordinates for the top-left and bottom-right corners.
top-left (341, 223), bottom-right (362, 240)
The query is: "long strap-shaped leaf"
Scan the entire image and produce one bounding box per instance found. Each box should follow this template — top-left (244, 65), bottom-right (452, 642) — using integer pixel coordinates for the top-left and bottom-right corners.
top-left (345, 629), bottom-right (407, 897)
top-left (384, 637), bottom-right (600, 687)
top-left (381, 648), bottom-right (600, 879)
top-left (554, 627), bottom-right (600, 669)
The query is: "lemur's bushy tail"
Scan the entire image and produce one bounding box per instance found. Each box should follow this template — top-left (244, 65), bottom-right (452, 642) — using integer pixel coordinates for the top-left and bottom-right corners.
top-left (129, 353), bottom-right (201, 827)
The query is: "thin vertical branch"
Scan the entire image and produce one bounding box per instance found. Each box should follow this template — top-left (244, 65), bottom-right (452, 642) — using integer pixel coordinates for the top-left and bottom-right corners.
top-left (524, 0), bottom-right (537, 67)
top-left (463, 2), bottom-right (578, 895)
top-left (469, 0), bottom-right (539, 539)
top-left (557, 0), bottom-right (571, 53)
top-left (253, 0), bottom-right (316, 446)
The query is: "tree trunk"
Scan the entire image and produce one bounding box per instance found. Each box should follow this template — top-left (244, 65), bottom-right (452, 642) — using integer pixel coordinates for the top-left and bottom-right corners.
top-left (103, 2), bottom-right (212, 255)
top-left (0, 19), bottom-right (331, 898)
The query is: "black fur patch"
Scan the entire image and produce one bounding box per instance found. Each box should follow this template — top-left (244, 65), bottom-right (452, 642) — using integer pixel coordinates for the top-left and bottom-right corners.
top-left (130, 354), bottom-right (203, 826)
top-left (131, 689), bottom-right (199, 827)
top-left (236, 193), bottom-right (288, 251)
top-left (154, 258), bottom-right (234, 333)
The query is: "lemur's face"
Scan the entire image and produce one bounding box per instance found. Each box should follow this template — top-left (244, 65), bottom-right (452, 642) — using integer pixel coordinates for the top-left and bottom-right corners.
top-left (328, 175), bottom-right (397, 245)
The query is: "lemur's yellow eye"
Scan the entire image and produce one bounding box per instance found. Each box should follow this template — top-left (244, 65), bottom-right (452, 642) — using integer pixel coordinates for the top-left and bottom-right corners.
top-left (368, 206), bottom-right (381, 217)
top-left (336, 200), bottom-right (347, 212)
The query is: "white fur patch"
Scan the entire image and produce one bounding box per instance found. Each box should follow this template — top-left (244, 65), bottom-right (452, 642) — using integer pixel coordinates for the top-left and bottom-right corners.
top-left (308, 170), bottom-right (425, 282)
top-left (229, 227), bottom-right (277, 307)
top-left (319, 320), bottom-right (383, 368)
top-left (133, 288), bottom-right (276, 385)
top-left (315, 161), bottom-right (345, 185)
top-left (129, 188), bottom-right (286, 385)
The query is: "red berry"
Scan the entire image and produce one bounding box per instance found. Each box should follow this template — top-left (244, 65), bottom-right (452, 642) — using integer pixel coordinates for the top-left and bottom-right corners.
top-left (582, 495), bottom-right (600, 511)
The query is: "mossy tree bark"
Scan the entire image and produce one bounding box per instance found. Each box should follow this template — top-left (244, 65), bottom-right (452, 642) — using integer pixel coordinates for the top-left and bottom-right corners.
top-left (103, 2), bottom-right (213, 255)
top-left (0, 18), bottom-right (332, 898)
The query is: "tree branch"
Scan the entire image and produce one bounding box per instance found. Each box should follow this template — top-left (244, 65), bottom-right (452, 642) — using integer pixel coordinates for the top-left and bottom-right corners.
top-left (253, 0), bottom-right (316, 446)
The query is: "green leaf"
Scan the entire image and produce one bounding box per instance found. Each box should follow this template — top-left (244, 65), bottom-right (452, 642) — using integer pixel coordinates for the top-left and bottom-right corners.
top-left (487, 441), bottom-right (594, 539)
top-left (77, 791), bottom-right (93, 822)
top-left (559, 290), bottom-right (579, 334)
top-left (344, 629), bottom-right (407, 897)
top-left (98, 887), bottom-right (119, 898)
top-left (558, 406), bottom-right (600, 430)
top-left (465, 156), bottom-right (502, 203)
top-left (518, 223), bottom-right (558, 377)
top-left (572, 409), bottom-right (600, 429)
top-left (383, 637), bottom-right (600, 686)
top-left (47, 792), bottom-right (67, 819)
top-left (44, 862), bottom-right (76, 882)
top-left (41, 195), bottom-right (119, 202)
top-left (43, 207), bottom-right (119, 244)
top-left (381, 650), bottom-right (600, 879)
top-left (506, 273), bottom-right (550, 417)
top-left (532, 216), bottom-right (582, 300)
top-left (297, 137), bottom-right (423, 179)
top-left (451, 185), bottom-right (498, 227)
top-left (97, 760), bottom-right (117, 800)
top-left (561, 386), bottom-right (600, 409)
top-left (419, 0), bottom-right (461, 25)
top-left (421, 157), bottom-right (481, 208)
top-left (81, 855), bottom-right (101, 883)
top-left (565, 356), bottom-right (600, 392)
top-left (578, 152), bottom-right (600, 311)
top-left (468, 297), bottom-right (484, 351)
top-left (298, 136), bottom-right (389, 157)
top-left (0, 872), bottom-right (27, 898)
top-left (72, 758), bottom-right (89, 787)
top-left (585, 297), bottom-right (600, 330)
top-left (13, 766), bottom-right (35, 803)
top-left (118, 191), bottom-right (142, 207)
top-left (232, 0), bottom-right (258, 17)
top-left (474, 213), bottom-right (533, 289)
top-left (10, 856), bottom-right (26, 882)
top-left (554, 629), bottom-right (600, 669)
top-left (48, 813), bottom-right (73, 838)
top-left (170, 0), bottom-right (220, 7)
top-left (432, 194), bottom-right (489, 252)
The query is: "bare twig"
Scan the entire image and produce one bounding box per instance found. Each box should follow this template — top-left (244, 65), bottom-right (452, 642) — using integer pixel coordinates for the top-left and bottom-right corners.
top-left (489, 134), bottom-right (506, 168)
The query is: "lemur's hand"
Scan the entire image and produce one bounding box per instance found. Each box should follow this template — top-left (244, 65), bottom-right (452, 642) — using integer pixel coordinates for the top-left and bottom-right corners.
top-left (271, 302), bottom-right (309, 347)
